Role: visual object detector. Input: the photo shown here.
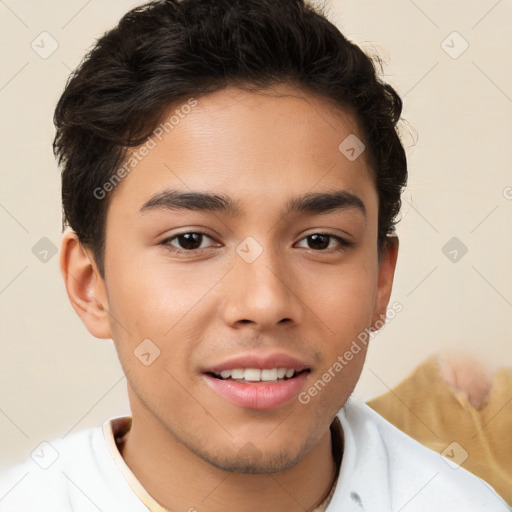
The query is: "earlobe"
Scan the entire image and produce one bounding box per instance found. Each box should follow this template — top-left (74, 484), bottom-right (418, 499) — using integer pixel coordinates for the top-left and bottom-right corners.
top-left (371, 236), bottom-right (399, 332)
top-left (60, 229), bottom-right (112, 339)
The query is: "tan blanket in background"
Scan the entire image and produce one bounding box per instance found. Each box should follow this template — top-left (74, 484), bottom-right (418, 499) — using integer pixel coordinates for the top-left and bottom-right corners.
top-left (367, 356), bottom-right (512, 504)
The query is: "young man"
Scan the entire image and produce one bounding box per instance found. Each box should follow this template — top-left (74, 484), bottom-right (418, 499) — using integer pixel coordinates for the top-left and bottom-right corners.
top-left (0, 0), bottom-right (508, 510)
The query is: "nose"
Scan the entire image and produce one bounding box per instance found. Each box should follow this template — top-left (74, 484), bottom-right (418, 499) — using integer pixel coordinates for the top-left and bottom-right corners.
top-left (220, 247), bottom-right (303, 330)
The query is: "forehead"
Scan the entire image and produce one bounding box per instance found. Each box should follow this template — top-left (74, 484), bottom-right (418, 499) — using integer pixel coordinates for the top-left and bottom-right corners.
top-left (109, 84), bottom-right (377, 220)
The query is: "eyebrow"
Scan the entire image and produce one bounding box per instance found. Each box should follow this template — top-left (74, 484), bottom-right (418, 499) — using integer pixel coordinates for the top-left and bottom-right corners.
top-left (139, 189), bottom-right (366, 218)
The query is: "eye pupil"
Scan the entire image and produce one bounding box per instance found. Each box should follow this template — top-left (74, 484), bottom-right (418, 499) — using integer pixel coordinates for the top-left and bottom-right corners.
top-left (308, 234), bottom-right (330, 250)
top-left (178, 233), bottom-right (202, 250)
top-left (170, 233), bottom-right (341, 253)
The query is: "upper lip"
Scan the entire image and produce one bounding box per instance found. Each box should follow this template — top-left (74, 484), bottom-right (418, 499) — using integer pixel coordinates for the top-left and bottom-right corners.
top-left (203, 352), bottom-right (312, 374)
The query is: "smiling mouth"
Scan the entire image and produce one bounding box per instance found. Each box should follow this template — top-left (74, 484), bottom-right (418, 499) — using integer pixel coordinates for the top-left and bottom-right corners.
top-left (207, 368), bottom-right (311, 383)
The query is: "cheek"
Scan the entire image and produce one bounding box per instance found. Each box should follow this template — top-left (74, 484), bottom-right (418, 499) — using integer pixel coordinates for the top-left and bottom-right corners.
top-left (305, 260), bottom-right (378, 336)
top-left (105, 249), bottom-right (225, 337)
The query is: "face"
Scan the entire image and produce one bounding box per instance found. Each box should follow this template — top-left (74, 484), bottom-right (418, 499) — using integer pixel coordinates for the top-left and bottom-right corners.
top-left (87, 84), bottom-right (396, 473)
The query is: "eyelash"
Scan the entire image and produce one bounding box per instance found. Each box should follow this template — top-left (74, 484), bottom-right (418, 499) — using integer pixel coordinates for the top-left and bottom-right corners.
top-left (160, 232), bottom-right (354, 255)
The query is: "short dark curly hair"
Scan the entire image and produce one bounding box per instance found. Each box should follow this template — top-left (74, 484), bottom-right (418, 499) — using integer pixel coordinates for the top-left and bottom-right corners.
top-left (54, 0), bottom-right (407, 277)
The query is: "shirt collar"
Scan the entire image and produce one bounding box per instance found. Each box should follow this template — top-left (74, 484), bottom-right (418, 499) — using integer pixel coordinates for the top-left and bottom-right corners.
top-left (103, 415), bottom-right (343, 512)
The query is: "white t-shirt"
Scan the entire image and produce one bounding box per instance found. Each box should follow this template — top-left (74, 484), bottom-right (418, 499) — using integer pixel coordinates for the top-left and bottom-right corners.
top-left (0, 396), bottom-right (508, 511)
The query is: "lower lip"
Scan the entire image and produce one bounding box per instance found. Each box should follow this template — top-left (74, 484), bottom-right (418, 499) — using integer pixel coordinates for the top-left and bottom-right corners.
top-left (203, 372), bottom-right (309, 410)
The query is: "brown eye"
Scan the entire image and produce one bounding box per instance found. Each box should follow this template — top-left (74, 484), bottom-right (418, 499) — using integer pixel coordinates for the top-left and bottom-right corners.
top-left (174, 233), bottom-right (204, 250)
top-left (306, 234), bottom-right (331, 250)
top-left (296, 233), bottom-right (350, 251)
top-left (162, 232), bottom-right (217, 252)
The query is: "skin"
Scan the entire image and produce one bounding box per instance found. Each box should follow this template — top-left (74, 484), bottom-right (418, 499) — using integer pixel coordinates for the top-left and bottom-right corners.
top-left (61, 83), bottom-right (399, 512)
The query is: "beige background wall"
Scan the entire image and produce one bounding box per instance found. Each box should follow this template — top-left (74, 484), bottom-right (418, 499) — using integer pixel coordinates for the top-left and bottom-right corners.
top-left (1, 0), bottom-right (511, 469)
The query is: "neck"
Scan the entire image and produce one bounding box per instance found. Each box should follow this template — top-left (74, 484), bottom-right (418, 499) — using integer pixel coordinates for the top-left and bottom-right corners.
top-left (120, 392), bottom-right (339, 512)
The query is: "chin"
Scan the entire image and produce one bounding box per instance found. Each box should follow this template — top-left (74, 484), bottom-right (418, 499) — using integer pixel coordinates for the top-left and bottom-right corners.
top-left (199, 445), bottom-right (303, 475)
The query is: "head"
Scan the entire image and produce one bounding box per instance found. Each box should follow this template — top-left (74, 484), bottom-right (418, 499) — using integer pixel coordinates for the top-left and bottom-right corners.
top-left (57, 0), bottom-right (406, 473)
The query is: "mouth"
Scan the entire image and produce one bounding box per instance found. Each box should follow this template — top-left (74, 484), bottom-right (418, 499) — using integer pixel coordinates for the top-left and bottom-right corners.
top-left (206, 367), bottom-right (311, 383)
top-left (202, 352), bottom-right (313, 410)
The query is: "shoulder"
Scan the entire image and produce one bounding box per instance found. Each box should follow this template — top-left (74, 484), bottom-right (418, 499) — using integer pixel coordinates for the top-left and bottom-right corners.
top-left (0, 431), bottom-right (82, 512)
top-left (0, 421), bottom-right (142, 512)
top-left (332, 396), bottom-right (510, 511)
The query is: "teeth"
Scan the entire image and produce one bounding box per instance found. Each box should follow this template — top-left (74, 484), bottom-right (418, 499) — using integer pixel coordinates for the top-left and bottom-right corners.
top-left (261, 368), bottom-right (278, 381)
top-left (244, 368), bottom-right (261, 381)
top-left (214, 367), bottom-right (299, 382)
top-left (231, 369), bottom-right (245, 379)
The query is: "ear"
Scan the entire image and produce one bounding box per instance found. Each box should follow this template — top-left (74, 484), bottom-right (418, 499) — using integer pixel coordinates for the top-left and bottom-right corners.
top-left (60, 229), bottom-right (112, 339)
top-left (371, 236), bottom-right (399, 332)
